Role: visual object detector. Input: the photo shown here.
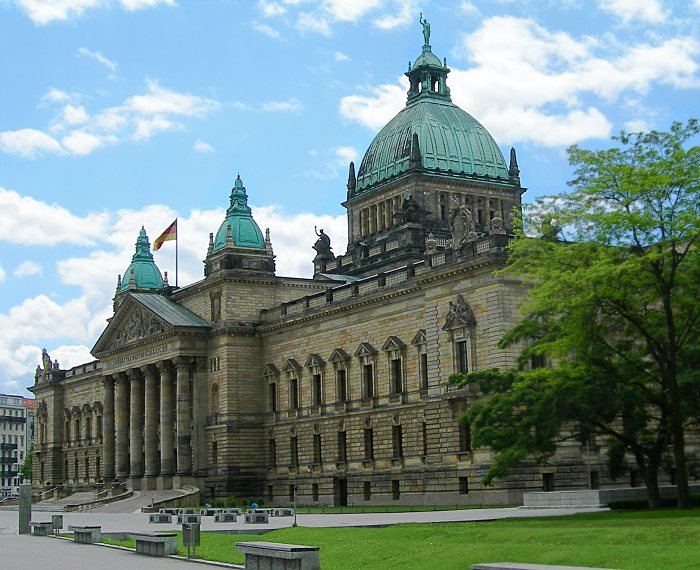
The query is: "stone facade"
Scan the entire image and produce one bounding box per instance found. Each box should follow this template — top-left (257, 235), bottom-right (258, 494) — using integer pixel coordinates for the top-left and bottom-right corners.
top-left (29, 33), bottom-right (665, 506)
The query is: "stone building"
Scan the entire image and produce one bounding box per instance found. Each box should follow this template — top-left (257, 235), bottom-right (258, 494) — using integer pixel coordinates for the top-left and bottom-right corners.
top-left (1, 393), bottom-right (33, 497)
top-left (30, 33), bottom-right (606, 505)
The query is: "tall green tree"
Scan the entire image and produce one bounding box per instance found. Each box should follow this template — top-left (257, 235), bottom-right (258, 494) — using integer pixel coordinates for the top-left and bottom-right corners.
top-left (453, 120), bottom-right (700, 508)
top-left (19, 444), bottom-right (33, 483)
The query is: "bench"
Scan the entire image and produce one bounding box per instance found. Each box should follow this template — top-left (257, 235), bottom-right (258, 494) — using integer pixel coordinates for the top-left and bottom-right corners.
top-left (132, 533), bottom-right (178, 557)
top-left (177, 514), bottom-right (201, 524)
top-left (149, 513), bottom-right (172, 523)
top-left (214, 512), bottom-right (238, 522)
top-left (272, 508), bottom-right (294, 517)
top-left (244, 511), bottom-right (269, 524)
top-left (68, 525), bottom-right (102, 544)
top-left (236, 542), bottom-right (320, 570)
top-left (29, 522), bottom-right (53, 536)
top-left (472, 562), bottom-right (606, 570)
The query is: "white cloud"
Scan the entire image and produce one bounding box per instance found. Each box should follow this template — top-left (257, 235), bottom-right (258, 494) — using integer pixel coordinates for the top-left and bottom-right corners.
top-left (0, 264), bottom-right (5, 283)
top-left (335, 145), bottom-right (357, 165)
top-left (296, 12), bottom-right (331, 36)
top-left (373, 0), bottom-right (416, 29)
top-left (459, 1), bottom-right (480, 15)
top-left (2, 80), bottom-right (220, 158)
top-left (258, 0), bottom-right (287, 17)
top-left (62, 104), bottom-right (89, 125)
top-left (13, 261), bottom-right (43, 277)
top-left (254, 22), bottom-right (281, 38)
top-left (120, 0), bottom-right (175, 10)
top-left (77, 47), bottom-right (118, 72)
top-left (339, 77), bottom-right (407, 130)
top-left (61, 130), bottom-right (109, 155)
top-left (17, 0), bottom-right (175, 24)
top-left (0, 187), bottom-right (109, 246)
top-left (323, 0), bottom-right (380, 22)
top-left (261, 98), bottom-right (303, 112)
top-left (335, 51), bottom-right (349, 62)
top-left (193, 138), bottom-right (214, 153)
top-left (0, 128), bottom-right (64, 158)
top-left (339, 16), bottom-right (700, 147)
top-left (599, 0), bottom-right (666, 24)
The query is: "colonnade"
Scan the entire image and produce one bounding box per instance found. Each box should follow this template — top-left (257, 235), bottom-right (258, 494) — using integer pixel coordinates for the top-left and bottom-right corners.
top-left (101, 356), bottom-right (207, 487)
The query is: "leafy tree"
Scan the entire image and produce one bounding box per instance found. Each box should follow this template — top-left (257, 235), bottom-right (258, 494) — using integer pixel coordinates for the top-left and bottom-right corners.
top-left (19, 444), bottom-right (33, 483)
top-left (452, 120), bottom-right (700, 508)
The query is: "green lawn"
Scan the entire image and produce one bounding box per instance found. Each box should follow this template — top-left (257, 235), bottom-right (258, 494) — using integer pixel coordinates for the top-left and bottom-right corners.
top-left (100, 509), bottom-right (700, 569)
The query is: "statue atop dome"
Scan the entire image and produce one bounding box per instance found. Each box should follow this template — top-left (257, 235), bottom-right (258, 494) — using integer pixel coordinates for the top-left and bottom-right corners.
top-left (419, 13), bottom-right (430, 46)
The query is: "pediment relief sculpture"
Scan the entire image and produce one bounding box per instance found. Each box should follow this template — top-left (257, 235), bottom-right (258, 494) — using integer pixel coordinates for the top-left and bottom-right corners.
top-left (442, 294), bottom-right (476, 330)
top-left (110, 306), bottom-right (167, 350)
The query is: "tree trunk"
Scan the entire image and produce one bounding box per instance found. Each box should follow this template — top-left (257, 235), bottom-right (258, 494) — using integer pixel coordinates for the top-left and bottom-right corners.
top-left (635, 450), bottom-right (663, 508)
top-left (668, 372), bottom-right (691, 509)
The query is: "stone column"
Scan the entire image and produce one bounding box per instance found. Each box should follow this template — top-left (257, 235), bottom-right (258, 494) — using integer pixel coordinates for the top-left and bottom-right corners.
top-left (175, 357), bottom-right (192, 475)
top-left (160, 361), bottom-right (175, 478)
top-left (129, 368), bottom-right (145, 481)
top-left (191, 358), bottom-right (208, 478)
top-left (114, 372), bottom-right (130, 481)
top-left (143, 364), bottom-right (159, 482)
top-left (102, 375), bottom-right (115, 483)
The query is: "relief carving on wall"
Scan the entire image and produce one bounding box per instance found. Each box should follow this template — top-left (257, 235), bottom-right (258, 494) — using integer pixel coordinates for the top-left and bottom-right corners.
top-left (442, 294), bottom-right (476, 331)
top-left (111, 307), bottom-right (166, 349)
top-left (447, 194), bottom-right (477, 252)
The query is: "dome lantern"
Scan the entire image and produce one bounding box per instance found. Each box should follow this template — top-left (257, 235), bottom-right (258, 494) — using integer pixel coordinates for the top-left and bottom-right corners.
top-left (118, 227), bottom-right (164, 292)
top-left (212, 174), bottom-right (266, 252)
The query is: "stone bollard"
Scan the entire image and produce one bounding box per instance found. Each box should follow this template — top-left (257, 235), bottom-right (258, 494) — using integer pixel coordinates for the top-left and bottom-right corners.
top-left (18, 484), bottom-right (32, 535)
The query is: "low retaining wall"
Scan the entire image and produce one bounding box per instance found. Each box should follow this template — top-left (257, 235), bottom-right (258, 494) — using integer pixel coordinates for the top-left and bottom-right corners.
top-left (523, 484), bottom-right (700, 508)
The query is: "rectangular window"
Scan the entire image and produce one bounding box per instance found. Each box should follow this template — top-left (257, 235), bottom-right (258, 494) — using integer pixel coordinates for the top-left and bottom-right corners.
top-left (290, 378), bottom-right (299, 410)
top-left (530, 354), bottom-right (546, 369)
top-left (420, 353), bottom-right (428, 389)
top-left (392, 358), bottom-right (403, 394)
top-left (269, 383), bottom-right (277, 412)
top-left (392, 425), bottom-right (403, 458)
top-left (312, 483), bottom-right (319, 502)
top-left (290, 437), bottom-right (298, 467)
top-left (422, 422), bottom-right (428, 456)
top-left (269, 439), bottom-right (277, 467)
top-left (211, 441), bottom-right (218, 465)
top-left (313, 374), bottom-right (322, 406)
top-left (543, 472), bottom-right (555, 492)
top-left (289, 485), bottom-right (295, 502)
top-left (392, 479), bottom-right (400, 500)
top-left (96, 456), bottom-right (100, 480)
top-left (456, 341), bottom-right (469, 373)
top-left (337, 431), bottom-right (347, 463)
top-left (268, 485), bottom-right (274, 502)
top-left (313, 434), bottom-right (322, 464)
top-left (363, 364), bottom-right (374, 398)
top-left (363, 481), bottom-right (371, 501)
top-left (459, 422), bottom-right (472, 453)
top-left (364, 428), bottom-right (374, 460)
top-left (336, 369), bottom-right (347, 402)
top-left (459, 476), bottom-right (469, 495)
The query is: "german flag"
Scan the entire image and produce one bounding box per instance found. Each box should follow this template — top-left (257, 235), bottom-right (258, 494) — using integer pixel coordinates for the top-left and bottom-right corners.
top-left (153, 219), bottom-right (177, 251)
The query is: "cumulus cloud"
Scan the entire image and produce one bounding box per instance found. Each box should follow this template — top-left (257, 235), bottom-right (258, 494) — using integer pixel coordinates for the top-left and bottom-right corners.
top-left (13, 261), bottom-right (43, 277)
top-left (77, 47), bottom-right (118, 72)
top-left (261, 98), bottom-right (303, 113)
top-left (338, 16), bottom-right (700, 147)
top-left (323, 0), bottom-right (381, 22)
top-left (335, 145), bottom-right (357, 165)
top-left (599, 0), bottom-right (666, 24)
top-left (296, 12), bottom-right (331, 36)
top-left (0, 80), bottom-right (220, 158)
top-left (372, 0), bottom-right (416, 29)
top-left (0, 187), bottom-right (109, 246)
top-left (193, 138), bottom-right (214, 153)
top-left (0, 128), bottom-right (64, 158)
top-left (0, 264), bottom-right (5, 283)
top-left (335, 51), bottom-right (349, 62)
top-left (254, 22), bottom-right (281, 38)
top-left (17, 0), bottom-right (175, 25)
top-left (258, 0), bottom-right (287, 18)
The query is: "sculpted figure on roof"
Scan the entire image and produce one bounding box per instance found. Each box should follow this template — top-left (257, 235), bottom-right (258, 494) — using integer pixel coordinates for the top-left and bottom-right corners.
top-left (419, 13), bottom-right (430, 45)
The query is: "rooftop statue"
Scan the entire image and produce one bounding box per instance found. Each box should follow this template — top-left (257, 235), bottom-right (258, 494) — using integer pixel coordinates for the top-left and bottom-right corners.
top-left (313, 226), bottom-right (333, 258)
top-left (419, 13), bottom-right (430, 45)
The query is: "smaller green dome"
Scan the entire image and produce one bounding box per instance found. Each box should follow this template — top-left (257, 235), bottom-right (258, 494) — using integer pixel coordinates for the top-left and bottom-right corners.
top-left (120, 227), bottom-right (164, 291)
top-left (212, 175), bottom-right (265, 252)
top-left (413, 46), bottom-right (442, 68)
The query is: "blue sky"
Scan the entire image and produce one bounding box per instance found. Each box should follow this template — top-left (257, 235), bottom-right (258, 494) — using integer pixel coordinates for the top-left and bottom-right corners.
top-left (1, 0), bottom-right (699, 396)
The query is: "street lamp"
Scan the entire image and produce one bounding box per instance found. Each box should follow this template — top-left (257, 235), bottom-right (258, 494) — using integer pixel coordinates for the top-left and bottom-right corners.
top-left (293, 484), bottom-right (298, 527)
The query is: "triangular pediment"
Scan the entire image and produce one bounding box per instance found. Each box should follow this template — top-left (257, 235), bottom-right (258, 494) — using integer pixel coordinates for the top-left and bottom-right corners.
top-left (411, 329), bottom-right (427, 345)
top-left (282, 358), bottom-right (302, 373)
top-left (92, 295), bottom-right (172, 356)
top-left (263, 363), bottom-right (280, 377)
top-left (328, 348), bottom-right (350, 363)
top-left (304, 353), bottom-right (325, 368)
top-left (354, 342), bottom-right (377, 358)
top-left (381, 335), bottom-right (406, 352)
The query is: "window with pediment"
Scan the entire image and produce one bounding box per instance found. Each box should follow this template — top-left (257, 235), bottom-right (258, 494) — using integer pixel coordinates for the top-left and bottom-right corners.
top-left (442, 294), bottom-right (477, 374)
top-left (304, 354), bottom-right (325, 407)
top-left (328, 349), bottom-right (350, 403)
top-left (283, 359), bottom-right (302, 410)
top-left (354, 342), bottom-right (377, 399)
top-left (411, 329), bottom-right (428, 390)
top-left (263, 363), bottom-right (280, 413)
top-left (382, 336), bottom-right (406, 395)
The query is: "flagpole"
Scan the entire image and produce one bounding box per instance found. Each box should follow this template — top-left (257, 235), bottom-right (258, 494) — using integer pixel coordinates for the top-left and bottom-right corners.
top-left (175, 218), bottom-right (179, 288)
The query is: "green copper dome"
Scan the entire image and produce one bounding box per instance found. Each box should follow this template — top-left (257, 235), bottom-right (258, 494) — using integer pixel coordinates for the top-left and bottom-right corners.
top-left (120, 227), bottom-right (164, 291)
top-left (353, 40), bottom-right (508, 195)
top-left (212, 175), bottom-right (265, 252)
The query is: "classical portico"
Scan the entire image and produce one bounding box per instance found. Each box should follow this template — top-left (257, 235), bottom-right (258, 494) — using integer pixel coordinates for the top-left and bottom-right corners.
top-left (93, 289), bottom-right (210, 490)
